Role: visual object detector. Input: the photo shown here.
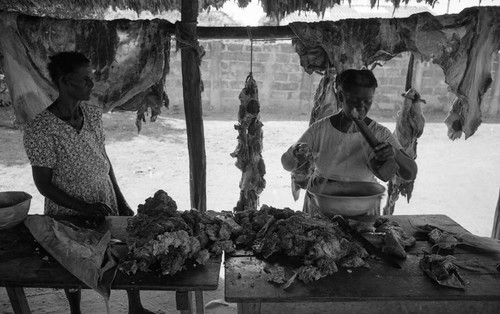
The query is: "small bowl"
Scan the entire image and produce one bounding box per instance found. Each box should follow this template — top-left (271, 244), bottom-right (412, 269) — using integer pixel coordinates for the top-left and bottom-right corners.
top-left (0, 191), bottom-right (32, 230)
top-left (308, 181), bottom-right (385, 217)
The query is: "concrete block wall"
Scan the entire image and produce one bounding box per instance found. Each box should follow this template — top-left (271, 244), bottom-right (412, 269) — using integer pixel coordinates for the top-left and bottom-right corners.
top-left (164, 40), bottom-right (499, 119)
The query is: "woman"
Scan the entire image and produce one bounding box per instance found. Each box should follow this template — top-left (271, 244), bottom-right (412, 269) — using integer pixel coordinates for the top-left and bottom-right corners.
top-left (23, 52), bottom-right (153, 314)
top-left (281, 69), bottom-right (418, 215)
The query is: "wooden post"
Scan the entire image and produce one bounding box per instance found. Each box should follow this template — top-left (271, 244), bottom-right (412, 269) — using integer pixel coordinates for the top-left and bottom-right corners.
top-left (488, 53), bottom-right (500, 117)
top-left (6, 287), bottom-right (31, 314)
top-left (180, 0), bottom-right (206, 212)
top-left (492, 188), bottom-right (500, 239)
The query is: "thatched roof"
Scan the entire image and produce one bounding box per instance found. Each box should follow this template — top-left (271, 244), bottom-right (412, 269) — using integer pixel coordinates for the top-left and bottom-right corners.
top-left (0, 0), bottom-right (438, 20)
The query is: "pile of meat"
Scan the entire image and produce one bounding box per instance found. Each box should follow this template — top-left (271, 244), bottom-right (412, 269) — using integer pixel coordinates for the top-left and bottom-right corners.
top-left (121, 190), bottom-right (236, 276)
top-left (232, 205), bottom-right (371, 284)
top-left (122, 191), bottom-right (417, 285)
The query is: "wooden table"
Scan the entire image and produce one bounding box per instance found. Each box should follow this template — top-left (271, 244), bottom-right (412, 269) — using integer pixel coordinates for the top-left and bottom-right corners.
top-left (225, 215), bottom-right (500, 314)
top-left (0, 216), bottom-right (221, 314)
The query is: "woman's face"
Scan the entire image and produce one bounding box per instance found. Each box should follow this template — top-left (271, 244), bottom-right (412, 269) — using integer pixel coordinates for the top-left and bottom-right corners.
top-left (339, 86), bottom-right (375, 120)
top-left (63, 65), bottom-right (94, 101)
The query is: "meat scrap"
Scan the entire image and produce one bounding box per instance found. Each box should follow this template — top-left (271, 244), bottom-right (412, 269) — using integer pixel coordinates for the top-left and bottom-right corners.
top-left (384, 88), bottom-right (426, 215)
top-left (374, 217), bottom-right (416, 259)
top-left (231, 73), bottom-right (266, 212)
top-left (290, 7), bottom-right (500, 139)
top-left (290, 142), bottom-right (317, 201)
top-left (420, 254), bottom-right (466, 289)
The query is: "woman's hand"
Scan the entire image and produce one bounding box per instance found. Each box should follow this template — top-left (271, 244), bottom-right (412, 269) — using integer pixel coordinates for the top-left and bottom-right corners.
top-left (373, 142), bottom-right (395, 161)
top-left (84, 202), bottom-right (113, 217)
top-left (118, 203), bottom-right (135, 216)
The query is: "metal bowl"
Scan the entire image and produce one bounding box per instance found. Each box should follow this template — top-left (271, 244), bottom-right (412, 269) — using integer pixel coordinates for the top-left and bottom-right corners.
top-left (307, 181), bottom-right (385, 217)
top-left (0, 191), bottom-right (32, 230)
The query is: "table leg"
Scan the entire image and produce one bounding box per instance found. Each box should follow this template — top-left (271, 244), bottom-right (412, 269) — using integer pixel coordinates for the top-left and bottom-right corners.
top-left (237, 302), bottom-right (261, 314)
top-left (6, 287), bottom-right (31, 314)
top-left (194, 291), bottom-right (204, 314)
top-left (176, 291), bottom-right (193, 314)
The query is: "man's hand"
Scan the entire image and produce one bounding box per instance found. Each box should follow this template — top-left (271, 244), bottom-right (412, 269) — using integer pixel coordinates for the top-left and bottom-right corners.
top-left (373, 142), bottom-right (395, 161)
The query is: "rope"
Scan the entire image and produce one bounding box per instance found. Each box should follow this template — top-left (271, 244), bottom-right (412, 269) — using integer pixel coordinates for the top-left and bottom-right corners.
top-left (247, 25), bottom-right (253, 75)
top-left (174, 21), bottom-right (205, 62)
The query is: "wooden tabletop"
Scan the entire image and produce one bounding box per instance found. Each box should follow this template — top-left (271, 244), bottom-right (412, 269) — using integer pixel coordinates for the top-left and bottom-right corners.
top-left (225, 214), bottom-right (500, 303)
top-left (0, 216), bottom-right (221, 291)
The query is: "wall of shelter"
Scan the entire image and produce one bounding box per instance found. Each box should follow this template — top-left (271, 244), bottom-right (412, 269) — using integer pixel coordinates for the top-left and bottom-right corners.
top-left (164, 40), bottom-right (499, 120)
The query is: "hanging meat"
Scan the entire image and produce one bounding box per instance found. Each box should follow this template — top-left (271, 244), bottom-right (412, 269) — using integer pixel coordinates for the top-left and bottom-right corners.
top-left (444, 97), bottom-right (466, 140)
top-left (0, 12), bottom-right (171, 130)
top-left (384, 54), bottom-right (426, 215)
top-left (309, 68), bottom-right (338, 125)
top-left (290, 7), bottom-right (500, 139)
top-left (231, 73), bottom-right (266, 212)
top-left (384, 88), bottom-right (425, 215)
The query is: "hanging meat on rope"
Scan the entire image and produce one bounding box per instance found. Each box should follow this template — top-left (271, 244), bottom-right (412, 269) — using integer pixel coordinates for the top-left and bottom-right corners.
top-left (309, 68), bottom-right (338, 125)
top-left (0, 12), bottom-right (171, 130)
top-left (383, 53), bottom-right (426, 215)
top-left (290, 7), bottom-right (500, 139)
top-left (231, 72), bottom-right (266, 212)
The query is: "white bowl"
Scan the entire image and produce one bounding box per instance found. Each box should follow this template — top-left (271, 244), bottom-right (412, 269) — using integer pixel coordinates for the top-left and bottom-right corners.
top-left (307, 181), bottom-right (385, 217)
top-left (0, 191), bottom-right (32, 230)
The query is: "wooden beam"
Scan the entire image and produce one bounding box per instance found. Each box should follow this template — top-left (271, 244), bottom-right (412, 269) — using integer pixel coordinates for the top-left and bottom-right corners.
top-left (163, 25), bottom-right (295, 40)
top-left (181, 0), bottom-right (207, 212)
top-left (197, 26), bottom-right (295, 40)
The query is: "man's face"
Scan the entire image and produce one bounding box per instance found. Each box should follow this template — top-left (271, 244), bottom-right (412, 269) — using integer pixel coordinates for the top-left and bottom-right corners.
top-left (340, 86), bottom-right (375, 120)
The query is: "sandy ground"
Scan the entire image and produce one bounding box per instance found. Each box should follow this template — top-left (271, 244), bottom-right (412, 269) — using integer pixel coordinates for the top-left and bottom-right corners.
top-left (1, 110), bottom-right (500, 313)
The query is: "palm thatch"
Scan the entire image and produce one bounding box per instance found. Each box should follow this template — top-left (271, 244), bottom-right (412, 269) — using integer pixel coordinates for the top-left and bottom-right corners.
top-left (0, 0), bottom-right (438, 20)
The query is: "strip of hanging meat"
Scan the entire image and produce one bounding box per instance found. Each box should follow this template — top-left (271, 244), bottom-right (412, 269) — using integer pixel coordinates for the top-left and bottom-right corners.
top-left (384, 88), bottom-right (425, 215)
top-left (231, 73), bottom-right (266, 212)
top-left (309, 69), bottom-right (338, 125)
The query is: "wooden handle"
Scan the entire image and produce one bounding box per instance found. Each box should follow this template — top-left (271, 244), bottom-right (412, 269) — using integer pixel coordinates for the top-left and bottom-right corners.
top-left (352, 118), bottom-right (380, 148)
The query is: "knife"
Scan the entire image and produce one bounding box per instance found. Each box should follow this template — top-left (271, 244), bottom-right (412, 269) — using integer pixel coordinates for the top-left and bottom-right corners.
top-left (332, 216), bottom-right (402, 269)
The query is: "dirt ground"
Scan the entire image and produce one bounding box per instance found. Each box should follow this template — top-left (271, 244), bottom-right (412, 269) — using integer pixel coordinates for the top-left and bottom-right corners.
top-left (1, 107), bottom-right (500, 313)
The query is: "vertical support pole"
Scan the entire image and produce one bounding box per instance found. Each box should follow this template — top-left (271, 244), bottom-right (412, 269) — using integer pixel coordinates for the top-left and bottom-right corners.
top-left (180, 0), bottom-right (206, 212)
top-left (6, 287), bottom-right (31, 314)
top-left (492, 188), bottom-right (500, 239)
top-left (176, 291), bottom-right (194, 314)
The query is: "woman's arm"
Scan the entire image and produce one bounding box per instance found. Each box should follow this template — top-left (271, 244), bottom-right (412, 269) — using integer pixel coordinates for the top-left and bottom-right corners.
top-left (32, 166), bottom-right (111, 217)
top-left (394, 148), bottom-right (418, 181)
top-left (373, 143), bottom-right (418, 181)
top-left (105, 151), bottom-right (134, 216)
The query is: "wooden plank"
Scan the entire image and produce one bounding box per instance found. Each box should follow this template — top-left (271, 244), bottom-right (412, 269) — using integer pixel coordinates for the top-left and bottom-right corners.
top-left (180, 0), bottom-right (207, 212)
top-left (6, 287), bottom-right (31, 314)
top-left (225, 255), bottom-right (500, 303)
top-left (225, 215), bottom-right (500, 304)
top-left (259, 300), bottom-right (500, 314)
top-left (0, 218), bottom-right (221, 291)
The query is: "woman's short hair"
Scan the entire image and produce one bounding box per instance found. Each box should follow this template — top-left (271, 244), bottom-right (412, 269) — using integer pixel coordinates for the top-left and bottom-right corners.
top-left (47, 52), bottom-right (90, 85)
top-left (336, 69), bottom-right (378, 93)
